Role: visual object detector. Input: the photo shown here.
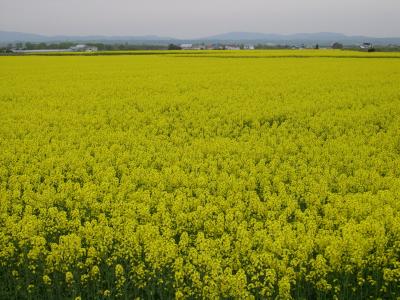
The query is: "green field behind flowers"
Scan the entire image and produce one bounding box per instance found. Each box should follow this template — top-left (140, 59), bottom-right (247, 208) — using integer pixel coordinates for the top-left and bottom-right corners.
top-left (1, 50), bottom-right (400, 299)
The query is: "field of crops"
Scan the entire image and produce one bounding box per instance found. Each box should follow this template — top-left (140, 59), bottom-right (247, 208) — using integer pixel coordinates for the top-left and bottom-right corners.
top-left (1, 50), bottom-right (400, 299)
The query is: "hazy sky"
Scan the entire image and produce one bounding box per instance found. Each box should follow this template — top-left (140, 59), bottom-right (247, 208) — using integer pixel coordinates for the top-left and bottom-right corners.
top-left (1, 0), bottom-right (399, 38)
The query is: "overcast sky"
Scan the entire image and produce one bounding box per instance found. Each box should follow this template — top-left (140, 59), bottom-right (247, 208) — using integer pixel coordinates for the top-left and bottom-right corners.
top-left (1, 0), bottom-right (399, 38)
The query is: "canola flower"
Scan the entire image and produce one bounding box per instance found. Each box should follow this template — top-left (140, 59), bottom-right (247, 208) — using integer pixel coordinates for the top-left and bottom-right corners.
top-left (0, 51), bottom-right (400, 299)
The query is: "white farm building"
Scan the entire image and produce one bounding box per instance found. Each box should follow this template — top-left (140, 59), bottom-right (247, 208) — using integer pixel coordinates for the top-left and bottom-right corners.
top-left (180, 44), bottom-right (193, 50)
top-left (70, 44), bottom-right (98, 52)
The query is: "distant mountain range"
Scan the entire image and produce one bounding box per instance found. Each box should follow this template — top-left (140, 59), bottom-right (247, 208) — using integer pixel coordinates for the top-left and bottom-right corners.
top-left (203, 32), bottom-right (349, 41)
top-left (1, 30), bottom-right (400, 45)
top-left (0, 31), bottom-right (176, 43)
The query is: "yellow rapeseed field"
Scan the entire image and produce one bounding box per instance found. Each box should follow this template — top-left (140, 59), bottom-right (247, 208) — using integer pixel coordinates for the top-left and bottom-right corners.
top-left (1, 50), bottom-right (400, 299)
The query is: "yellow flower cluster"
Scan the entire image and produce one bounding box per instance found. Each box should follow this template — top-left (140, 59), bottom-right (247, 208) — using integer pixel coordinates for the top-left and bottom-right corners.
top-left (0, 50), bottom-right (400, 299)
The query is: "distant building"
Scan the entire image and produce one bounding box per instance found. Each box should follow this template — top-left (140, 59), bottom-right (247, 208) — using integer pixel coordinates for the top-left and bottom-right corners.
top-left (180, 44), bottom-right (193, 50)
top-left (192, 45), bottom-right (206, 50)
top-left (179, 44), bottom-right (206, 50)
top-left (70, 44), bottom-right (98, 52)
top-left (206, 44), bottom-right (224, 50)
top-left (360, 42), bottom-right (375, 52)
top-left (243, 45), bottom-right (255, 50)
top-left (360, 43), bottom-right (373, 50)
top-left (225, 45), bottom-right (240, 50)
